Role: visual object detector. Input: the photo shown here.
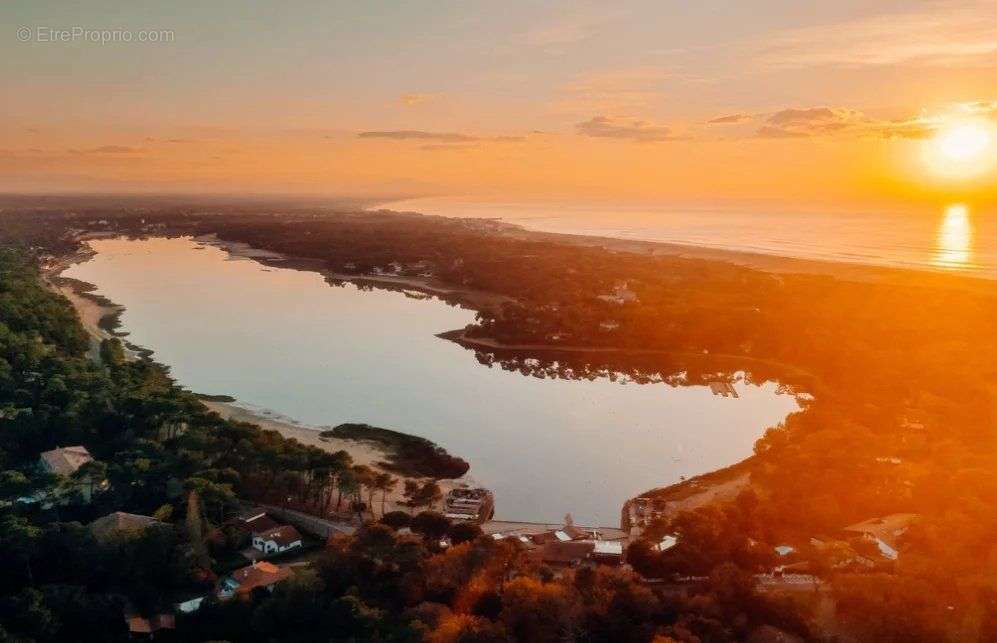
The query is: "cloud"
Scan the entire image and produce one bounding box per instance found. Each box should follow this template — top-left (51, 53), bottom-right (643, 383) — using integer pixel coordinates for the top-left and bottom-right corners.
top-left (708, 113), bottom-right (752, 124)
top-left (753, 106), bottom-right (937, 140)
top-left (757, 5), bottom-right (997, 68)
top-left (358, 130), bottom-right (478, 142)
top-left (69, 145), bottom-right (143, 154)
top-left (960, 100), bottom-right (997, 119)
top-left (767, 107), bottom-right (859, 131)
top-left (419, 144), bottom-right (475, 152)
top-left (756, 125), bottom-right (809, 139)
top-left (358, 131), bottom-right (527, 144)
top-left (399, 93), bottom-right (436, 107)
top-left (575, 115), bottom-right (677, 142)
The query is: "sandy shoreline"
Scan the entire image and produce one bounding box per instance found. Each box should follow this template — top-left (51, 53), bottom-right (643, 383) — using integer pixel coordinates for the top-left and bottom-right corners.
top-left (202, 400), bottom-right (390, 470)
top-left (41, 242), bottom-right (130, 360)
top-left (203, 400), bottom-right (468, 514)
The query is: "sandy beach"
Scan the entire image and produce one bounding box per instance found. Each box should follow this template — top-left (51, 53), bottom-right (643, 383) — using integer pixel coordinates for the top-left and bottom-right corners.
top-left (41, 243), bottom-right (129, 360)
top-left (202, 400), bottom-right (467, 514)
top-left (202, 399), bottom-right (391, 470)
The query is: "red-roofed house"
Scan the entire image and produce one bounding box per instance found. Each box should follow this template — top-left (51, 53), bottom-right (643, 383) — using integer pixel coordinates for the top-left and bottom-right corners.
top-left (125, 612), bottom-right (175, 637)
top-left (217, 561), bottom-right (292, 599)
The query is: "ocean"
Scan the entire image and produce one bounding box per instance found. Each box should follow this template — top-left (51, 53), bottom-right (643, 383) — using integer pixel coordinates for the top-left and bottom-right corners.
top-left (383, 198), bottom-right (997, 279)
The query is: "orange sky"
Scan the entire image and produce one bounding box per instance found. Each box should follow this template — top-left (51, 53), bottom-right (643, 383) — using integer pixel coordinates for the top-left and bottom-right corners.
top-left (2, 1), bottom-right (997, 208)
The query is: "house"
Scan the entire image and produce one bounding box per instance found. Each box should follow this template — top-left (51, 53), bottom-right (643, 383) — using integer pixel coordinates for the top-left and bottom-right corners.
top-left (231, 507), bottom-right (280, 535)
top-left (252, 525), bottom-right (303, 555)
top-left (125, 611), bottom-right (175, 637)
top-left (842, 513), bottom-right (919, 561)
top-left (174, 596), bottom-right (205, 614)
top-left (88, 512), bottom-right (165, 543)
top-left (535, 536), bottom-right (629, 568)
top-left (217, 561), bottom-right (292, 599)
top-left (654, 535), bottom-right (678, 552)
top-left (591, 540), bottom-right (625, 565)
top-left (537, 540), bottom-right (596, 568)
top-left (39, 445), bottom-right (94, 476)
top-left (597, 282), bottom-right (639, 305)
top-left (37, 445), bottom-right (104, 502)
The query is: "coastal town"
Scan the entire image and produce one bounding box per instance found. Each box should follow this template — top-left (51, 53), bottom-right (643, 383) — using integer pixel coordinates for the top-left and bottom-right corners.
top-left (13, 424), bottom-right (918, 638)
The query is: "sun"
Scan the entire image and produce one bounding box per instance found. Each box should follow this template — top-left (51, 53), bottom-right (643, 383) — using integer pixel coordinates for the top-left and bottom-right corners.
top-left (923, 121), bottom-right (994, 178)
top-left (936, 122), bottom-right (991, 162)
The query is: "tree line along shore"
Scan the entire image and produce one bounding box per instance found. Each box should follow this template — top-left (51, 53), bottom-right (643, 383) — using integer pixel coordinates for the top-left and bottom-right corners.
top-left (1, 201), bottom-right (996, 640)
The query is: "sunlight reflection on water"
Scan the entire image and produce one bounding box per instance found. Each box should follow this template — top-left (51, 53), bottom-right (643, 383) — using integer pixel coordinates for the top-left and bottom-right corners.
top-left (932, 204), bottom-right (973, 269)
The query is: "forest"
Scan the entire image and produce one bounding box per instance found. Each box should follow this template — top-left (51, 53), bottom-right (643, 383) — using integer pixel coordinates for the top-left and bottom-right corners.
top-left (1, 200), bottom-right (996, 640)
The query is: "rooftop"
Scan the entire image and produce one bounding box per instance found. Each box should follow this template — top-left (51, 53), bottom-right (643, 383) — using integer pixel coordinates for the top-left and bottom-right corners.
top-left (256, 524), bottom-right (302, 547)
top-left (539, 540), bottom-right (595, 565)
top-left (226, 561), bottom-right (292, 594)
top-left (843, 513), bottom-right (919, 548)
top-left (88, 512), bottom-right (164, 542)
top-left (125, 613), bottom-right (175, 634)
top-left (38, 445), bottom-right (93, 476)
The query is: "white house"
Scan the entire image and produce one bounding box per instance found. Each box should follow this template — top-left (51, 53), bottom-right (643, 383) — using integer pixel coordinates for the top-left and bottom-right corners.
top-left (252, 525), bottom-right (303, 555)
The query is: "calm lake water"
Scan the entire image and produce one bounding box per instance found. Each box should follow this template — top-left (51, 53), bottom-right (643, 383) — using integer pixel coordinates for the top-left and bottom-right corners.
top-left (386, 198), bottom-right (997, 278)
top-left (66, 237), bottom-right (799, 525)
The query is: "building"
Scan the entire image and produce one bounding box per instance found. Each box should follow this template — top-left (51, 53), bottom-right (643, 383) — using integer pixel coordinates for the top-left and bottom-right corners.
top-left (654, 535), bottom-right (678, 552)
top-left (39, 445), bottom-right (94, 476)
top-left (174, 596), bottom-right (205, 614)
top-left (124, 612), bottom-right (175, 637)
top-left (537, 541), bottom-right (597, 568)
top-left (252, 525), bottom-right (303, 555)
top-left (88, 512), bottom-right (165, 543)
top-left (217, 561), bottom-right (293, 599)
top-left (591, 540), bottom-right (625, 565)
top-left (37, 445), bottom-right (104, 502)
top-left (443, 488), bottom-right (495, 523)
top-left (597, 281), bottom-right (639, 305)
top-left (231, 507), bottom-right (281, 535)
top-left (842, 513), bottom-right (919, 561)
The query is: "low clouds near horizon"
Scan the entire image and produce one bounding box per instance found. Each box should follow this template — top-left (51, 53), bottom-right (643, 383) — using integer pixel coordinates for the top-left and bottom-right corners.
top-left (575, 115), bottom-right (676, 142)
top-left (708, 113), bottom-right (753, 124)
top-left (757, 106), bottom-right (937, 140)
top-left (358, 130), bottom-right (526, 144)
top-left (68, 145), bottom-right (144, 155)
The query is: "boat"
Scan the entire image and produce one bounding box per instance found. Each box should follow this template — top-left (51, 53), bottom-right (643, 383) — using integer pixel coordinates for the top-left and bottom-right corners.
top-left (443, 487), bottom-right (495, 523)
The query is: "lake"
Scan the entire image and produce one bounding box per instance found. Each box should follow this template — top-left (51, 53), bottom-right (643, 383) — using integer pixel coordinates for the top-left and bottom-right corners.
top-left (65, 236), bottom-right (799, 525)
